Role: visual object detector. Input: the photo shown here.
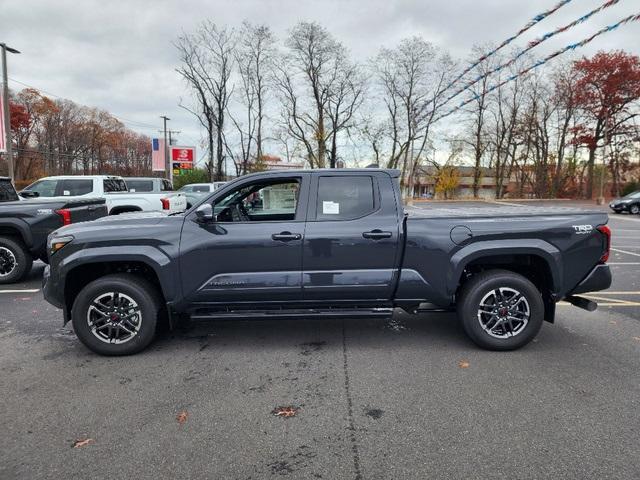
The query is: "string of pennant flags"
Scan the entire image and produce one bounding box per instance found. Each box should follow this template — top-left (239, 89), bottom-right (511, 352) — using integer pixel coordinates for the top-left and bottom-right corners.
top-left (438, 0), bottom-right (621, 110)
top-left (434, 12), bottom-right (640, 123)
top-left (440, 0), bottom-right (573, 97)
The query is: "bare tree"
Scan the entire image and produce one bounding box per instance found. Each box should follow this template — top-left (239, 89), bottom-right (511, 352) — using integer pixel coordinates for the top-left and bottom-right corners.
top-left (373, 37), bottom-right (454, 193)
top-left (275, 21), bottom-right (361, 168)
top-left (175, 21), bottom-right (235, 180)
top-left (460, 45), bottom-right (496, 198)
top-left (229, 21), bottom-right (275, 174)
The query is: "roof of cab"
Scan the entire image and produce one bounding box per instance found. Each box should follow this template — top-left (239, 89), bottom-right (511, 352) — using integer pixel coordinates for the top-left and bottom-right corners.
top-left (237, 168), bottom-right (400, 179)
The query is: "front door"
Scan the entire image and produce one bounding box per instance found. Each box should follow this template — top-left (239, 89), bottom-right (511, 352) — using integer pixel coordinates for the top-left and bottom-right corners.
top-left (179, 174), bottom-right (310, 306)
top-left (302, 172), bottom-right (401, 302)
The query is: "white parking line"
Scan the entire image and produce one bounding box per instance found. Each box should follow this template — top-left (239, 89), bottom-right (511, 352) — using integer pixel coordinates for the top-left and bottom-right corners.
top-left (609, 215), bottom-right (640, 223)
top-left (611, 248), bottom-right (640, 257)
top-left (608, 262), bottom-right (640, 265)
top-left (0, 289), bottom-right (40, 294)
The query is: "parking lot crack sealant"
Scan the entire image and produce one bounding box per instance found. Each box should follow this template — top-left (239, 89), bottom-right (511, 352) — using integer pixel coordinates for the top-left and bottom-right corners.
top-left (342, 319), bottom-right (363, 480)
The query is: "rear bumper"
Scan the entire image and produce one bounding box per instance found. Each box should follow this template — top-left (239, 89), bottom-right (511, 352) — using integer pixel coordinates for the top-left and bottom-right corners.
top-left (568, 264), bottom-right (612, 296)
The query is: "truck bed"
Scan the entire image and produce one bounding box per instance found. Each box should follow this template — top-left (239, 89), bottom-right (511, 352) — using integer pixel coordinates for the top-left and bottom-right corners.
top-left (405, 204), bottom-right (602, 219)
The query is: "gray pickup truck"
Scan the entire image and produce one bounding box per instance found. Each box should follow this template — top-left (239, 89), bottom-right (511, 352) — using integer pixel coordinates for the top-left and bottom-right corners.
top-left (43, 169), bottom-right (611, 355)
top-left (0, 177), bottom-right (107, 283)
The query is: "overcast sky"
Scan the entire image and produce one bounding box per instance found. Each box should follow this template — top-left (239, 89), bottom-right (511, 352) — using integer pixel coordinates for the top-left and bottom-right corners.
top-left (2, 0), bottom-right (639, 163)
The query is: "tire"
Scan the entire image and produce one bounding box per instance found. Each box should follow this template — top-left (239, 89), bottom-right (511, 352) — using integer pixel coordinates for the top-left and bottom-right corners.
top-left (0, 236), bottom-right (33, 284)
top-left (71, 273), bottom-right (161, 355)
top-left (630, 204), bottom-right (640, 215)
top-left (457, 269), bottom-right (544, 351)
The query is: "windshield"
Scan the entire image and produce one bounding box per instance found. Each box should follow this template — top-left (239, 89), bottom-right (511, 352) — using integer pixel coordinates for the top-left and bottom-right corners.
top-left (623, 191), bottom-right (640, 199)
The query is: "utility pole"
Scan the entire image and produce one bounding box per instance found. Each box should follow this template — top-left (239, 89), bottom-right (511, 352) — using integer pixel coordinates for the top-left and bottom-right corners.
top-left (160, 115), bottom-right (170, 183)
top-left (597, 111), bottom-right (608, 206)
top-left (1, 43), bottom-right (20, 182)
top-left (158, 129), bottom-right (180, 146)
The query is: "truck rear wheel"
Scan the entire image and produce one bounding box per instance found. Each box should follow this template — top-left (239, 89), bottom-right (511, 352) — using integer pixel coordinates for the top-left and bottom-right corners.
top-left (457, 269), bottom-right (544, 350)
top-left (0, 236), bottom-right (33, 284)
top-left (71, 274), bottom-right (160, 355)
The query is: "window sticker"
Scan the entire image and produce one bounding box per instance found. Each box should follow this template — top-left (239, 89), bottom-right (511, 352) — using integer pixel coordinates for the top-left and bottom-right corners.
top-left (322, 201), bottom-right (340, 215)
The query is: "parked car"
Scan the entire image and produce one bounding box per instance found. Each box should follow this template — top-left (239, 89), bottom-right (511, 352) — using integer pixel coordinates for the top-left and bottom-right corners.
top-left (178, 182), bottom-right (226, 209)
top-left (609, 190), bottom-right (640, 215)
top-left (44, 168), bottom-right (612, 355)
top-left (0, 177), bottom-right (107, 283)
top-left (20, 175), bottom-right (186, 215)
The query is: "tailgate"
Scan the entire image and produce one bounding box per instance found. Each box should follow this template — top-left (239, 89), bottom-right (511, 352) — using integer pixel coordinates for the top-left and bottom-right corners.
top-left (60, 197), bottom-right (108, 223)
top-left (166, 193), bottom-right (187, 213)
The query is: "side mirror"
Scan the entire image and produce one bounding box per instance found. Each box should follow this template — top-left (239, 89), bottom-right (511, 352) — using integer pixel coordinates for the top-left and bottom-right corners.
top-left (19, 190), bottom-right (39, 198)
top-left (195, 203), bottom-right (214, 222)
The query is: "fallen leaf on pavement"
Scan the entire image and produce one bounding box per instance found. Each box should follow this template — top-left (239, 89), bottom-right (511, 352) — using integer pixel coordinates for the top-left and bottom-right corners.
top-left (272, 406), bottom-right (299, 418)
top-left (176, 411), bottom-right (188, 425)
top-left (72, 438), bottom-right (94, 448)
top-left (633, 336), bottom-right (640, 342)
top-left (458, 360), bottom-right (470, 369)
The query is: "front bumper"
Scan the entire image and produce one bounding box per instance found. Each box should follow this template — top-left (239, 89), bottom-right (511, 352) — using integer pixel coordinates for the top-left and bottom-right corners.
top-left (42, 264), bottom-right (64, 309)
top-left (568, 263), bottom-right (612, 296)
top-left (609, 202), bottom-right (629, 212)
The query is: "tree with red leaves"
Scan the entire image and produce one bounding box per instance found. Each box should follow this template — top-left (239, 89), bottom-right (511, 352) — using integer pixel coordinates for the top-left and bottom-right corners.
top-left (571, 51), bottom-right (640, 199)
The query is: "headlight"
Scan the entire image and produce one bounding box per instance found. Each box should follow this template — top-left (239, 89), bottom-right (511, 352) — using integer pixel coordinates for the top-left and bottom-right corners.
top-left (48, 235), bottom-right (74, 256)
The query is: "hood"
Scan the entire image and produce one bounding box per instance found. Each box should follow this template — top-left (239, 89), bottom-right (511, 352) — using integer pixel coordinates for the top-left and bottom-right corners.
top-left (53, 211), bottom-right (169, 237)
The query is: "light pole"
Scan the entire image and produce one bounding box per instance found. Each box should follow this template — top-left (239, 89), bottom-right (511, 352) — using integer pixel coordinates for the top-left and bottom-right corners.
top-left (1, 43), bottom-right (20, 182)
top-left (160, 115), bottom-right (170, 183)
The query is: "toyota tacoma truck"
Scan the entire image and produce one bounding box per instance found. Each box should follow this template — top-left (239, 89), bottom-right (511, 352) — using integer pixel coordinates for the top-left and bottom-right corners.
top-left (43, 169), bottom-right (612, 355)
top-left (0, 177), bottom-right (107, 283)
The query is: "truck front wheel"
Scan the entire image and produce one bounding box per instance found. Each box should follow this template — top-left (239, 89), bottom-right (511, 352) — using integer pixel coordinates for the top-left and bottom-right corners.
top-left (457, 269), bottom-right (544, 350)
top-left (71, 273), bottom-right (160, 355)
top-left (0, 236), bottom-right (33, 284)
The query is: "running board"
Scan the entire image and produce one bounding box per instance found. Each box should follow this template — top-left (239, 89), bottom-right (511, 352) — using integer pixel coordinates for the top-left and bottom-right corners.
top-left (189, 307), bottom-right (394, 320)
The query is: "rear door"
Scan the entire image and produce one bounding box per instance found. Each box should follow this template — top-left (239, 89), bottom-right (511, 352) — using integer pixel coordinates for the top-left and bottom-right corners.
top-left (302, 172), bottom-right (401, 302)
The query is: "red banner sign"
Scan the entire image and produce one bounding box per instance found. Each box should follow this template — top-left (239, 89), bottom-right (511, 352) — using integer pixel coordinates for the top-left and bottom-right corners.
top-left (170, 146), bottom-right (195, 162)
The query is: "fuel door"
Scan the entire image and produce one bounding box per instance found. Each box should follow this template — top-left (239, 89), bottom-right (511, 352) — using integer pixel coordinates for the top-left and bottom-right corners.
top-left (450, 225), bottom-right (473, 245)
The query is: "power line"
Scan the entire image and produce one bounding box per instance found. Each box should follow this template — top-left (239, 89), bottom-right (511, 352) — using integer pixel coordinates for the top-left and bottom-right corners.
top-left (435, 12), bottom-right (640, 123)
top-left (441, 0), bottom-right (574, 95)
top-left (438, 0), bottom-right (622, 109)
top-left (7, 76), bottom-right (162, 131)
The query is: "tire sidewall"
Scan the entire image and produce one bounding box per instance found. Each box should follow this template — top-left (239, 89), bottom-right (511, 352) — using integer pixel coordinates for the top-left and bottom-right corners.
top-left (458, 271), bottom-right (544, 350)
top-left (0, 236), bottom-right (31, 284)
top-left (631, 204), bottom-right (640, 215)
top-left (72, 275), bottom-right (159, 355)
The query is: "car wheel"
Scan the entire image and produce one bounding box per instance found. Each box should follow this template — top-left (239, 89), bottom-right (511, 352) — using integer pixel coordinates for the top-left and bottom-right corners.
top-left (630, 204), bottom-right (640, 215)
top-left (457, 269), bottom-right (544, 350)
top-left (71, 273), bottom-right (161, 355)
top-left (0, 236), bottom-right (33, 284)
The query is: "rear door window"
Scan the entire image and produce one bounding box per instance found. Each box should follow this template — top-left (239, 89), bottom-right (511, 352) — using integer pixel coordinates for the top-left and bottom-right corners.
top-left (0, 179), bottom-right (18, 202)
top-left (192, 185), bottom-right (210, 193)
top-left (60, 179), bottom-right (93, 196)
top-left (104, 178), bottom-right (127, 192)
top-left (316, 176), bottom-right (375, 220)
top-left (126, 180), bottom-right (154, 192)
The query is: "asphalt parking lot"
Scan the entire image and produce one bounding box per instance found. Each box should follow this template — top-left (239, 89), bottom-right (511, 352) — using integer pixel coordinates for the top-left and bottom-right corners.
top-left (1, 201), bottom-right (639, 480)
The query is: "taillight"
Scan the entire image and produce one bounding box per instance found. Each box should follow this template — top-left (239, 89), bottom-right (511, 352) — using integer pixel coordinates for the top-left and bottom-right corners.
top-left (597, 225), bottom-right (611, 263)
top-left (55, 208), bottom-right (72, 226)
top-left (161, 198), bottom-right (170, 210)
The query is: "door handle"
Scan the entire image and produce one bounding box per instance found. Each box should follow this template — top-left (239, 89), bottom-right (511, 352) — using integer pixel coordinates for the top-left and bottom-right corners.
top-left (272, 232), bottom-right (302, 242)
top-left (362, 229), bottom-right (392, 240)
